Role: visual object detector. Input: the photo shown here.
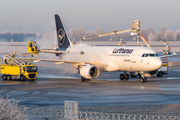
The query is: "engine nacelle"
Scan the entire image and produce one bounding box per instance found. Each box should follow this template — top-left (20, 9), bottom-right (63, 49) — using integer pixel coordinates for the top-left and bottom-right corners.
top-left (79, 64), bottom-right (100, 79)
top-left (144, 69), bottom-right (158, 77)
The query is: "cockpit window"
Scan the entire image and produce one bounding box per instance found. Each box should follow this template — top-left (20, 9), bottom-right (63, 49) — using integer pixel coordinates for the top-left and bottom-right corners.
top-left (145, 54), bottom-right (148, 57)
top-left (155, 53), bottom-right (158, 57)
top-left (141, 53), bottom-right (145, 57)
top-left (149, 54), bottom-right (155, 57)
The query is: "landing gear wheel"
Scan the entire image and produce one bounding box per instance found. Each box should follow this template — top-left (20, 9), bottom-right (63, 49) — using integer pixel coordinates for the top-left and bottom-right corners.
top-left (7, 75), bottom-right (11, 80)
top-left (20, 75), bottom-right (25, 81)
top-left (144, 78), bottom-right (147, 83)
top-left (81, 76), bottom-right (86, 82)
top-left (124, 74), bottom-right (129, 80)
top-left (141, 78), bottom-right (147, 83)
top-left (2, 75), bottom-right (7, 80)
top-left (120, 74), bottom-right (125, 80)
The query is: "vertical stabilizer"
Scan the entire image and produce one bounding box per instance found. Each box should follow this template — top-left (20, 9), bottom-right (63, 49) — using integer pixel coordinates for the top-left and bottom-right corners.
top-left (55, 14), bottom-right (73, 50)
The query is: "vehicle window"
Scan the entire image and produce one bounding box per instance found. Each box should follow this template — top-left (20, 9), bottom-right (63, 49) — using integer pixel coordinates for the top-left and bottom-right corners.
top-left (155, 53), bottom-right (158, 57)
top-left (145, 54), bottom-right (148, 57)
top-left (149, 54), bottom-right (155, 57)
top-left (34, 42), bottom-right (37, 48)
top-left (29, 43), bottom-right (32, 47)
top-left (141, 53), bottom-right (145, 57)
top-left (26, 66), bottom-right (37, 72)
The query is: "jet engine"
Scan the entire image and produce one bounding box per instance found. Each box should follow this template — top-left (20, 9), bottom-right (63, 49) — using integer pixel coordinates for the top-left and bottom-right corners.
top-left (144, 69), bottom-right (158, 77)
top-left (79, 64), bottom-right (100, 79)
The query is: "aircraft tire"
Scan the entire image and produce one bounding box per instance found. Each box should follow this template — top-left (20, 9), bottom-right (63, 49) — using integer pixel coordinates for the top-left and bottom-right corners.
top-left (144, 78), bottom-right (147, 82)
top-left (125, 74), bottom-right (129, 80)
top-left (120, 74), bottom-right (125, 80)
top-left (81, 76), bottom-right (86, 82)
top-left (141, 78), bottom-right (147, 83)
top-left (141, 78), bottom-right (144, 83)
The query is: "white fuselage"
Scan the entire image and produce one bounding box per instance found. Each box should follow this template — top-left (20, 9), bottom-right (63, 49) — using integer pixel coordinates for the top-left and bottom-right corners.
top-left (66, 44), bottom-right (162, 72)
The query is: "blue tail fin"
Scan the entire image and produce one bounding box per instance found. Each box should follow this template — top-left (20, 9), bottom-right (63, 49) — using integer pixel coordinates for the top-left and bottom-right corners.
top-left (55, 14), bottom-right (72, 50)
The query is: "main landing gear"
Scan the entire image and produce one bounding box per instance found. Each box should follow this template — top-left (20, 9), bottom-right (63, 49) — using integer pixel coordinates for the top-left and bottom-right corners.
top-left (120, 72), bottom-right (129, 80)
top-left (81, 76), bottom-right (90, 82)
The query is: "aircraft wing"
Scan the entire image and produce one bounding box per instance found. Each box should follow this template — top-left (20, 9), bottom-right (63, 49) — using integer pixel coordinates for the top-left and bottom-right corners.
top-left (39, 49), bottom-right (66, 53)
top-left (159, 52), bottom-right (177, 58)
top-left (21, 49), bottom-right (85, 57)
top-left (14, 58), bottom-right (100, 65)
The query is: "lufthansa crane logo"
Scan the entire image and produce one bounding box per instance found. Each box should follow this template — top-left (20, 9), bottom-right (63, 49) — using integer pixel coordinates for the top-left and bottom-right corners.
top-left (58, 29), bottom-right (65, 45)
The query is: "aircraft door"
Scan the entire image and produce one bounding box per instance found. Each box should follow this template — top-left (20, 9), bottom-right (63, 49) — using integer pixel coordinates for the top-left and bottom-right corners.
top-left (131, 50), bottom-right (138, 63)
top-left (129, 50), bottom-right (139, 71)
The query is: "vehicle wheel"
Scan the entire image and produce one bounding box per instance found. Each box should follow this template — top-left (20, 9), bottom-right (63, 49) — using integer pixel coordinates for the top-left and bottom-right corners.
top-left (7, 75), bottom-right (11, 80)
top-left (125, 74), bottom-right (129, 80)
top-left (81, 76), bottom-right (86, 82)
top-left (31, 79), bottom-right (35, 81)
top-left (20, 75), bottom-right (25, 81)
top-left (157, 72), bottom-right (163, 77)
top-left (120, 74), bottom-right (125, 80)
top-left (2, 75), bottom-right (7, 80)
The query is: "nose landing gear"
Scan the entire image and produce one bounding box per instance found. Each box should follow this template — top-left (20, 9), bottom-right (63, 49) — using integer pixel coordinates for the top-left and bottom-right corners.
top-left (140, 71), bottom-right (147, 83)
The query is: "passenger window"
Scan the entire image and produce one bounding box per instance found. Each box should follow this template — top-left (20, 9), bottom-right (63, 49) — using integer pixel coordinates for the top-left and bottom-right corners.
top-left (145, 54), bottom-right (148, 57)
top-left (141, 54), bottom-right (145, 57)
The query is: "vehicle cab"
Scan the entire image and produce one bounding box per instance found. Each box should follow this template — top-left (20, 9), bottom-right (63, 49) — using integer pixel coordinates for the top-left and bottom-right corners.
top-left (21, 63), bottom-right (38, 80)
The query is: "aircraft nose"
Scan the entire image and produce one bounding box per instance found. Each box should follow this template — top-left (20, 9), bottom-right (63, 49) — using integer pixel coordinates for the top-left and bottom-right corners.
top-left (154, 58), bottom-right (162, 69)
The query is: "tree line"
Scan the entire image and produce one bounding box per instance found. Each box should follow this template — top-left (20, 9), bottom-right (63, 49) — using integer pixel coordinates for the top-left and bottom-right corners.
top-left (1, 26), bottom-right (180, 42)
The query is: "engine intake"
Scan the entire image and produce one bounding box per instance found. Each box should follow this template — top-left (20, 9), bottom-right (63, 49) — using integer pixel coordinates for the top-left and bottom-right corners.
top-left (79, 64), bottom-right (100, 79)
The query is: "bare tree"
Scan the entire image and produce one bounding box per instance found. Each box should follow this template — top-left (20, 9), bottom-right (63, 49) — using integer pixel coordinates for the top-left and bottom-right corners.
top-left (148, 32), bottom-right (158, 42)
top-left (174, 30), bottom-right (180, 41)
top-left (159, 25), bottom-right (167, 38)
top-left (69, 27), bottom-right (78, 42)
top-left (78, 27), bottom-right (86, 41)
top-left (164, 30), bottom-right (174, 41)
top-left (141, 28), bottom-right (155, 41)
top-left (0, 97), bottom-right (27, 120)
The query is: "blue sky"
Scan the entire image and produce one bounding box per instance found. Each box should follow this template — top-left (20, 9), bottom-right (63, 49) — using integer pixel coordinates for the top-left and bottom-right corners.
top-left (0, 0), bottom-right (180, 33)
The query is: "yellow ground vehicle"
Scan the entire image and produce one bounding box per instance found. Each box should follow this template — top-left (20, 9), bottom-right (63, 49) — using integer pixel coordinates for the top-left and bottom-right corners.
top-left (0, 57), bottom-right (38, 81)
